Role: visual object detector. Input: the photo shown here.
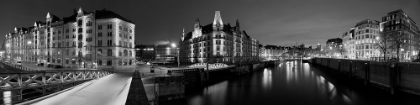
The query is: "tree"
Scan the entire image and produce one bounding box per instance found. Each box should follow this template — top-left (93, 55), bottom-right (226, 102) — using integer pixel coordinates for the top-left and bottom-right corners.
top-left (387, 31), bottom-right (409, 62)
top-left (376, 31), bottom-right (392, 61)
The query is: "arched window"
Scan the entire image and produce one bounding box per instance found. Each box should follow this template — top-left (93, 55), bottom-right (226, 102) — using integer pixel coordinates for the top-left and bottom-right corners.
top-left (108, 49), bottom-right (112, 56)
top-left (124, 50), bottom-right (128, 56)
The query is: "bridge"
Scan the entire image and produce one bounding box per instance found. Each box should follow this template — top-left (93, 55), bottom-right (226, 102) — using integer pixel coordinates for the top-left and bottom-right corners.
top-left (0, 60), bottom-right (268, 105)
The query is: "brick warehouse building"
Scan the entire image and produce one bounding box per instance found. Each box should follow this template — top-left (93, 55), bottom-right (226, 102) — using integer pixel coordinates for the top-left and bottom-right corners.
top-left (4, 7), bottom-right (135, 69)
top-left (179, 11), bottom-right (260, 64)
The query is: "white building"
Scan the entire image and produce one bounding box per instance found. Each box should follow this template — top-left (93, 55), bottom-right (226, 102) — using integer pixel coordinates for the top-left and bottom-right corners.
top-left (4, 8), bottom-right (135, 69)
top-left (343, 19), bottom-right (380, 59)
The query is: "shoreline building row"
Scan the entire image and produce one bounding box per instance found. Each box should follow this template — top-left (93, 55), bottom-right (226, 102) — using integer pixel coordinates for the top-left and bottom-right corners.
top-left (4, 8), bottom-right (136, 68)
top-left (342, 9), bottom-right (419, 61)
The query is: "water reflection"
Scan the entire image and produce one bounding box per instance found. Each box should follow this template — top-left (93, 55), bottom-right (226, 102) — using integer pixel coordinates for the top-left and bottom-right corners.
top-left (202, 81), bottom-right (228, 105)
top-left (163, 60), bottom-right (420, 105)
top-left (262, 68), bottom-right (272, 89)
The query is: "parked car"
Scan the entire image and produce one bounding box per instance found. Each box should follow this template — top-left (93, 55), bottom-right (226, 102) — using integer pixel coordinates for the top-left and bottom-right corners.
top-left (37, 63), bottom-right (45, 66)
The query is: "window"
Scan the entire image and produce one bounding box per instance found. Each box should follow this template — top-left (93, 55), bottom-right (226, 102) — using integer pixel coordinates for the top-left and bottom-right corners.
top-left (124, 50), bottom-right (128, 56)
top-left (108, 32), bottom-right (112, 37)
top-left (78, 34), bottom-right (83, 40)
top-left (78, 28), bottom-right (83, 33)
top-left (98, 40), bottom-right (102, 47)
top-left (107, 60), bottom-right (112, 65)
top-left (107, 40), bottom-right (112, 46)
top-left (98, 32), bottom-right (102, 37)
top-left (78, 20), bottom-right (83, 26)
top-left (107, 49), bottom-right (112, 56)
top-left (119, 33), bottom-right (122, 37)
top-left (108, 24), bottom-right (112, 29)
top-left (119, 26), bottom-right (122, 30)
top-left (87, 29), bottom-right (92, 33)
top-left (98, 25), bottom-right (102, 30)
top-left (119, 52), bottom-right (122, 56)
top-left (78, 42), bottom-right (83, 48)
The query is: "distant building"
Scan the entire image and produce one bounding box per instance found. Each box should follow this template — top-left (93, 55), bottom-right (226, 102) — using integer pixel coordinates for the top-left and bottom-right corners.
top-left (4, 8), bottom-right (136, 69)
top-left (179, 11), bottom-right (260, 64)
top-left (381, 9), bottom-right (420, 61)
top-left (342, 27), bottom-right (356, 59)
top-left (326, 38), bottom-right (343, 47)
top-left (261, 45), bottom-right (283, 60)
top-left (155, 42), bottom-right (178, 63)
top-left (135, 45), bottom-right (155, 62)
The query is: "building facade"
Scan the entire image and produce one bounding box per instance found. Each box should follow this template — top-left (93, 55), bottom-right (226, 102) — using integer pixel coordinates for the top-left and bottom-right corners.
top-left (353, 19), bottom-right (380, 59)
top-left (135, 45), bottom-right (155, 62)
top-left (4, 8), bottom-right (135, 68)
top-left (342, 28), bottom-right (356, 58)
top-left (381, 9), bottom-right (420, 61)
top-left (155, 43), bottom-right (179, 63)
top-left (179, 11), bottom-right (260, 64)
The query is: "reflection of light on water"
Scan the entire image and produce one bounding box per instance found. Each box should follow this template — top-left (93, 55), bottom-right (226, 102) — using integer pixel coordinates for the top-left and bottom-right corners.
top-left (3, 91), bottom-right (11, 105)
top-left (286, 62), bottom-right (292, 83)
top-left (327, 82), bottom-right (337, 100)
top-left (343, 94), bottom-right (352, 104)
top-left (263, 68), bottom-right (272, 89)
top-left (303, 63), bottom-right (310, 77)
top-left (328, 82), bottom-right (335, 92)
top-left (203, 81), bottom-right (228, 105)
top-left (189, 95), bottom-right (203, 105)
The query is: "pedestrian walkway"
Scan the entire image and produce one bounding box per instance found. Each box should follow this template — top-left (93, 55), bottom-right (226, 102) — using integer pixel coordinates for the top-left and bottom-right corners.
top-left (17, 73), bottom-right (133, 105)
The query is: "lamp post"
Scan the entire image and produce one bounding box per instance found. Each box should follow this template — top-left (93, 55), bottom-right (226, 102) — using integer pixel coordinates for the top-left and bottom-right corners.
top-left (171, 43), bottom-right (179, 68)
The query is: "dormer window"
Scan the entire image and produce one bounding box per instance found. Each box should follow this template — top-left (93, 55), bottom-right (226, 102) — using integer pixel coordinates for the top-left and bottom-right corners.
top-left (78, 20), bottom-right (83, 27)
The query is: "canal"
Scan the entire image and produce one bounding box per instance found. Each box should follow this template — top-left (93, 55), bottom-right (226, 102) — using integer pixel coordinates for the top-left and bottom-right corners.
top-left (161, 60), bottom-right (420, 105)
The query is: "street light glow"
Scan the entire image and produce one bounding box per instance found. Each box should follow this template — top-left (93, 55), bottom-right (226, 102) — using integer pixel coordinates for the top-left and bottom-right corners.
top-left (27, 41), bottom-right (32, 44)
top-left (171, 43), bottom-right (177, 48)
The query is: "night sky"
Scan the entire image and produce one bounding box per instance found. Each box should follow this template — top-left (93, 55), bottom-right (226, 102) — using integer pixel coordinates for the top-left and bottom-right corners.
top-left (0, 0), bottom-right (419, 47)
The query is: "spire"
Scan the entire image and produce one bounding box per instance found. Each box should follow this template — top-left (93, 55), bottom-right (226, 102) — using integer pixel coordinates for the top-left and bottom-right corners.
top-left (77, 7), bottom-right (84, 17)
top-left (213, 11), bottom-right (223, 27)
top-left (78, 7), bottom-right (83, 14)
top-left (34, 22), bottom-right (37, 27)
top-left (181, 28), bottom-right (185, 41)
top-left (14, 27), bottom-right (17, 33)
top-left (46, 12), bottom-right (51, 19)
top-left (236, 19), bottom-right (240, 31)
top-left (194, 18), bottom-right (200, 29)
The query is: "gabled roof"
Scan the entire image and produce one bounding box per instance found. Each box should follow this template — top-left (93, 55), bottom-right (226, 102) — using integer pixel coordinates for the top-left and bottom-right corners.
top-left (63, 9), bottom-right (78, 24)
top-left (95, 9), bottom-right (133, 23)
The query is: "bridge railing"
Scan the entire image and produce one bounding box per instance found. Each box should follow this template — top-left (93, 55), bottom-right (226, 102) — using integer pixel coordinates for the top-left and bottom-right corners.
top-left (0, 70), bottom-right (111, 90)
top-left (0, 70), bottom-right (111, 104)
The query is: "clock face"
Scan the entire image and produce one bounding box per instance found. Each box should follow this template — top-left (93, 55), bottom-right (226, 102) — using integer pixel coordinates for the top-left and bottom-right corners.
top-left (216, 23), bottom-right (220, 27)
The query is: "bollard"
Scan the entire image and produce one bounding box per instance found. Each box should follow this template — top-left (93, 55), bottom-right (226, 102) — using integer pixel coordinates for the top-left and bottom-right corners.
top-left (364, 62), bottom-right (370, 86)
top-left (390, 63), bottom-right (396, 95)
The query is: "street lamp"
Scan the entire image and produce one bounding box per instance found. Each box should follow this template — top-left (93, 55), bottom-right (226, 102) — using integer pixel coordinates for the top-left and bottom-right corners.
top-left (171, 43), bottom-right (179, 68)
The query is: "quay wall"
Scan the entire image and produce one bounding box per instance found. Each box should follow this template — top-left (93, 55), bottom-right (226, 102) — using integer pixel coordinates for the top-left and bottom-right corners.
top-left (313, 58), bottom-right (420, 95)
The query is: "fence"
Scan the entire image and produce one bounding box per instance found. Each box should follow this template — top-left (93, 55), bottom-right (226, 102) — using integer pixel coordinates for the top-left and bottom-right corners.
top-left (313, 58), bottom-right (420, 95)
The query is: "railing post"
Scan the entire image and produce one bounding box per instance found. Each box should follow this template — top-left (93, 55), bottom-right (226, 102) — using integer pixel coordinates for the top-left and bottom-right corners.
top-left (364, 62), bottom-right (370, 86)
top-left (390, 63), bottom-right (397, 95)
